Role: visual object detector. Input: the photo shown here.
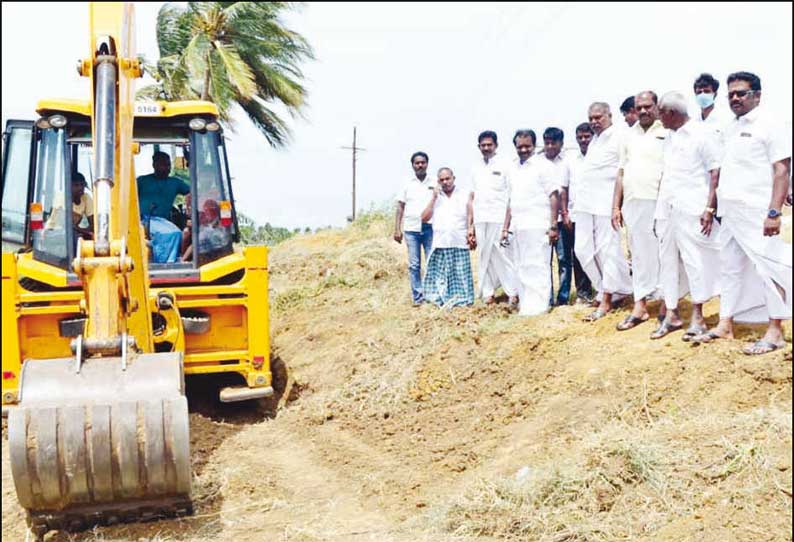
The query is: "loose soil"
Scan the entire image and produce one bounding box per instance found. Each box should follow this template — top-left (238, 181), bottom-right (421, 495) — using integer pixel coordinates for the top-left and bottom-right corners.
top-left (3, 214), bottom-right (791, 542)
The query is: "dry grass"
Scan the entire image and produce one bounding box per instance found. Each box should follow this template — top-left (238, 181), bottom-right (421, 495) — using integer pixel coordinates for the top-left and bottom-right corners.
top-left (4, 211), bottom-right (791, 542)
top-left (436, 407), bottom-right (792, 542)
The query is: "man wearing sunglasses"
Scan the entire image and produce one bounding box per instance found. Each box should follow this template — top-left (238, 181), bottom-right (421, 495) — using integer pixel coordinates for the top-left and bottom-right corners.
top-left (694, 71), bottom-right (792, 355)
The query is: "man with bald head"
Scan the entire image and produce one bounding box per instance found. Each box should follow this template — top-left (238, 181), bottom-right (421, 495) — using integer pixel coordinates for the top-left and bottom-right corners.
top-left (652, 91), bottom-right (722, 340)
top-left (420, 167), bottom-right (476, 307)
top-left (574, 102), bottom-right (632, 321)
top-left (611, 91), bottom-right (668, 330)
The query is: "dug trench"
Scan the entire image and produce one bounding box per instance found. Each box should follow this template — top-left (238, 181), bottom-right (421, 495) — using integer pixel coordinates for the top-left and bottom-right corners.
top-left (2, 214), bottom-right (791, 542)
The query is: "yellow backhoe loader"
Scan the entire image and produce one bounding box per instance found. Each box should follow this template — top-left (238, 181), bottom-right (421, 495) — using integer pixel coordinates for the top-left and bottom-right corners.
top-left (2, 3), bottom-right (272, 538)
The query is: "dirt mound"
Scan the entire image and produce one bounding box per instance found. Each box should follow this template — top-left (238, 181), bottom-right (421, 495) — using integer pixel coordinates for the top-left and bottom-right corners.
top-left (2, 213), bottom-right (791, 541)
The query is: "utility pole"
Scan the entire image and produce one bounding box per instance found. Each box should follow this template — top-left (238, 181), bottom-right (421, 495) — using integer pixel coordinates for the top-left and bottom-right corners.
top-left (340, 126), bottom-right (366, 222)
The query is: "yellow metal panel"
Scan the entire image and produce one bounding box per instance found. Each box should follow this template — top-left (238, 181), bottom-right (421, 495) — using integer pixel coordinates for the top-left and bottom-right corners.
top-left (198, 251), bottom-right (247, 283)
top-left (19, 305), bottom-right (82, 316)
top-left (19, 291), bottom-right (83, 303)
top-left (134, 101), bottom-right (219, 118)
top-left (2, 254), bottom-right (22, 403)
top-left (176, 298), bottom-right (246, 309)
top-left (35, 99), bottom-right (92, 117)
top-left (16, 254), bottom-right (69, 287)
top-left (243, 245), bottom-right (271, 381)
top-left (18, 315), bottom-right (73, 362)
top-left (184, 351), bottom-right (249, 364)
top-left (169, 285), bottom-right (246, 297)
top-left (184, 364), bottom-right (246, 375)
top-left (184, 306), bottom-right (248, 354)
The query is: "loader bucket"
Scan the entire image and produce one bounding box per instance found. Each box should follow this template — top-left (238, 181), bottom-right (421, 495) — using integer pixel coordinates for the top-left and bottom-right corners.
top-left (8, 352), bottom-right (192, 538)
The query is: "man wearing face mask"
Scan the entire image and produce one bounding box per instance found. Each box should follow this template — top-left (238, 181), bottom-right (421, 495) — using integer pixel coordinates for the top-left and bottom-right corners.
top-left (693, 71), bottom-right (792, 355)
top-left (693, 73), bottom-right (729, 144)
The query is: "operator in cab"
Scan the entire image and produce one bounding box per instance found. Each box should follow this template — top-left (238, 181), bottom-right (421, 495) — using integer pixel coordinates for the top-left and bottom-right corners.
top-left (137, 151), bottom-right (191, 263)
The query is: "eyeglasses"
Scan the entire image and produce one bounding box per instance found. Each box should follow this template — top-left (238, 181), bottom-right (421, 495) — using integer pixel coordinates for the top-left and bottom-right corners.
top-left (727, 90), bottom-right (756, 99)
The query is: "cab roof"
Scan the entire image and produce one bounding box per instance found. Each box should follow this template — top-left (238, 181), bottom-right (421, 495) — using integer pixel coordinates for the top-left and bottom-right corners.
top-left (35, 99), bottom-right (219, 119)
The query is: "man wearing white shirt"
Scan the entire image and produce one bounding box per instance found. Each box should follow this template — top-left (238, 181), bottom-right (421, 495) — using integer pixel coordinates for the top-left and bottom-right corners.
top-left (693, 73), bottom-right (730, 143)
top-left (394, 151), bottom-right (435, 305)
top-left (471, 130), bottom-right (519, 305)
top-left (562, 123), bottom-right (595, 304)
top-left (420, 168), bottom-right (476, 307)
top-left (540, 127), bottom-right (573, 306)
top-left (694, 72), bottom-right (792, 355)
top-left (574, 102), bottom-right (633, 321)
top-left (652, 91), bottom-right (721, 340)
top-left (501, 130), bottom-right (560, 316)
top-left (611, 91), bottom-right (667, 331)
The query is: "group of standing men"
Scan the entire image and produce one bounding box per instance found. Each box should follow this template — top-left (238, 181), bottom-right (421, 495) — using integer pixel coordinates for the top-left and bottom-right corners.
top-left (394, 71), bottom-right (791, 356)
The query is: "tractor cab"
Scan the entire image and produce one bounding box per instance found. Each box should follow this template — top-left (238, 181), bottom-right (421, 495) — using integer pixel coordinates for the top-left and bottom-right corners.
top-left (1, 100), bottom-right (240, 285)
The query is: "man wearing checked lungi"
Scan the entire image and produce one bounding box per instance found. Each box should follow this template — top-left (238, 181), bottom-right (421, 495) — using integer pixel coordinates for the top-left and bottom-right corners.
top-left (420, 167), bottom-right (477, 308)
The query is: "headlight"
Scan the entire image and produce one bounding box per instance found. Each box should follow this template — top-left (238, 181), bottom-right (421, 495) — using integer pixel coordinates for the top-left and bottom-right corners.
top-left (48, 114), bottom-right (68, 128)
top-left (205, 121), bottom-right (221, 132)
top-left (189, 118), bottom-right (207, 131)
top-left (35, 117), bottom-right (51, 129)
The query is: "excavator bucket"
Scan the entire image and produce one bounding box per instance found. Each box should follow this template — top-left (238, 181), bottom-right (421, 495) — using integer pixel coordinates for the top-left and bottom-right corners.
top-left (8, 352), bottom-right (192, 538)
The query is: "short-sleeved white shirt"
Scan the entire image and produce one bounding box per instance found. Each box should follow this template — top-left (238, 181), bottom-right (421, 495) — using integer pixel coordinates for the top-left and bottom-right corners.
top-left (619, 120), bottom-right (667, 202)
top-left (564, 150), bottom-right (585, 214)
top-left (508, 156), bottom-right (557, 231)
top-left (575, 125), bottom-right (621, 216)
top-left (719, 106), bottom-right (792, 215)
top-left (431, 186), bottom-right (471, 249)
top-left (471, 152), bottom-right (511, 224)
top-left (396, 175), bottom-right (435, 232)
top-left (655, 120), bottom-right (721, 219)
top-left (695, 108), bottom-right (731, 140)
top-left (536, 152), bottom-right (570, 188)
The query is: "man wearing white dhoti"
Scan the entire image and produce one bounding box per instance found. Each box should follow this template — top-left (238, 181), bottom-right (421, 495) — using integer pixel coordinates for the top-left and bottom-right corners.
top-left (471, 130), bottom-right (519, 305)
top-left (651, 91), bottom-right (722, 340)
top-left (500, 130), bottom-right (560, 316)
top-left (693, 71), bottom-right (792, 355)
top-left (574, 102), bottom-right (633, 321)
top-left (611, 91), bottom-right (668, 331)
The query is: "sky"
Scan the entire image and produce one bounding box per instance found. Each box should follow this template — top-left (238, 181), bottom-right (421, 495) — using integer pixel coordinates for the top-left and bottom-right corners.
top-left (2, 2), bottom-right (792, 229)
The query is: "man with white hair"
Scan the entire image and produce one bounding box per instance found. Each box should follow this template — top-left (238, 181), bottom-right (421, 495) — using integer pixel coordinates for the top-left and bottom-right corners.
top-left (652, 91), bottom-right (721, 339)
top-left (693, 71), bottom-right (792, 355)
top-left (575, 102), bottom-right (632, 321)
top-left (611, 91), bottom-right (667, 331)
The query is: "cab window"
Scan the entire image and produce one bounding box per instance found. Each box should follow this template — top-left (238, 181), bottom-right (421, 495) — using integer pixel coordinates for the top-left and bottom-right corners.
top-left (32, 128), bottom-right (71, 269)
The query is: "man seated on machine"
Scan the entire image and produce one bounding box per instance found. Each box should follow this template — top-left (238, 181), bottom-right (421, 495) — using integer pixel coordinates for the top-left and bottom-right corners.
top-left (137, 151), bottom-right (191, 263)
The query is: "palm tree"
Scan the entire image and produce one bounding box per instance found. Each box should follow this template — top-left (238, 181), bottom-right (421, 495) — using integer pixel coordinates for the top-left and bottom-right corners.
top-left (138, 2), bottom-right (314, 147)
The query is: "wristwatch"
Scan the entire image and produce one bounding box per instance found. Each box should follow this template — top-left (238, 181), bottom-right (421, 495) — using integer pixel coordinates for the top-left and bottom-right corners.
top-left (767, 208), bottom-right (781, 219)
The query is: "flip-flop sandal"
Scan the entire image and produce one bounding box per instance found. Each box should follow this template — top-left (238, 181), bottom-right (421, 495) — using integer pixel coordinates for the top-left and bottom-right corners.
top-left (742, 339), bottom-right (786, 356)
top-left (681, 323), bottom-right (709, 342)
top-left (616, 314), bottom-right (649, 331)
top-left (691, 330), bottom-right (723, 344)
top-left (656, 313), bottom-right (666, 324)
top-left (584, 308), bottom-right (607, 322)
top-left (650, 321), bottom-right (683, 340)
